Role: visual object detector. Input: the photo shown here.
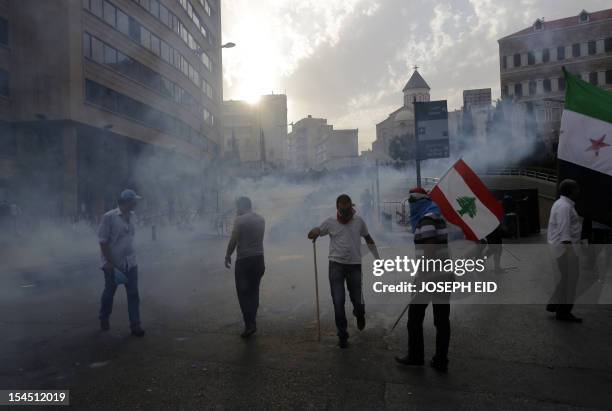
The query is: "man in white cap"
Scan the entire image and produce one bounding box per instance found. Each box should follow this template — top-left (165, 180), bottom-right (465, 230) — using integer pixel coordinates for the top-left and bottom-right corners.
top-left (97, 189), bottom-right (145, 336)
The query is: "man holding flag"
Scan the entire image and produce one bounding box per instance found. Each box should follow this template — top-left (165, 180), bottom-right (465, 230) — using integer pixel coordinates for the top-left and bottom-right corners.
top-left (395, 187), bottom-right (452, 373)
top-left (395, 160), bottom-right (504, 372)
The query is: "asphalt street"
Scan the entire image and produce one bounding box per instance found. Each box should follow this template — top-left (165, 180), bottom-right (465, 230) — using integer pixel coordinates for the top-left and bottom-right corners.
top-left (1, 229), bottom-right (612, 410)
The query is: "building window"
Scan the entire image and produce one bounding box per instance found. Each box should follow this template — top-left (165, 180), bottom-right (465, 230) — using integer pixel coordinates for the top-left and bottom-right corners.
top-left (529, 80), bottom-right (536, 95)
top-left (200, 0), bottom-right (212, 16)
top-left (85, 79), bottom-right (207, 145)
top-left (607, 70), bottom-right (612, 84)
top-left (128, 16), bottom-right (140, 41)
top-left (557, 46), bottom-right (565, 60)
top-left (589, 72), bottom-right (598, 85)
top-left (90, 0), bottom-right (103, 18)
top-left (558, 77), bottom-right (565, 91)
top-left (103, 43), bottom-right (117, 64)
top-left (140, 26), bottom-right (150, 49)
top-left (572, 43), bottom-right (580, 58)
top-left (103, 1), bottom-right (116, 25)
top-left (0, 17), bottom-right (8, 46)
top-left (0, 68), bottom-right (9, 97)
top-left (160, 41), bottom-right (170, 62)
top-left (502, 85), bottom-right (508, 97)
top-left (513, 53), bottom-right (521, 67)
top-left (117, 9), bottom-right (129, 35)
top-left (527, 52), bottom-right (535, 65)
top-left (514, 83), bottom-right (522, 97)
top-left (149, 0), bottom-right (160, 17)
top-left (542, 48), bottom-right (549, 63)
top-left (150, 33), bottom-right (160, 56)
top-left (82, 32), bottom-right (91, 57)
top-left (91, 36), bottom-right (104, 62)
top-left (588, 40), bottom-right (596, 55)
top-left (83, 32), bottom-right (200, 110)
top-left (543, 78), bottom-right (551, 92)
top-left (84, 0), bottom-right (204, 89)
top-left (605, 37), bottom-right (612, 53)
top-left (159, 4), bottom-right (170, 26)
top-left (501, 55), bottom-right (507, 69)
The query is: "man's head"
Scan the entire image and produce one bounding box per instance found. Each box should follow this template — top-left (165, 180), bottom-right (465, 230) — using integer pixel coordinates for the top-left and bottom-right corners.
top-left (118, 189), bottom-right (141, 212)
top-left (559, 179), bottom-right (579, 201)
top-left (236, 196), bottom-right (252, 215)
top-left (336, 194), bottom-right (354, 220)
top-left (408, 186), bottom-right (429, 203)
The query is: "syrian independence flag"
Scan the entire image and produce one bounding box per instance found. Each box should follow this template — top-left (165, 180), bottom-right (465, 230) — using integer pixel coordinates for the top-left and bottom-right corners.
top-left (430, 159), bottom-right (503, 241)
top-left (558, 68), bottom-right (612, 226)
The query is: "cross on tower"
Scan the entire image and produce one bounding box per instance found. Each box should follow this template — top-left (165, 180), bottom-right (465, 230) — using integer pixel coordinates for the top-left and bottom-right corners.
top-left (413, 65), bottom-right (419, 71)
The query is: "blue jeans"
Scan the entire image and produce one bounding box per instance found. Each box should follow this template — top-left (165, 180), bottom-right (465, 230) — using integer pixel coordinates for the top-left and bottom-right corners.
top-left (99, 266), bottom-right (141, 330)
top-left (329, 261), bottom-right (364, 339)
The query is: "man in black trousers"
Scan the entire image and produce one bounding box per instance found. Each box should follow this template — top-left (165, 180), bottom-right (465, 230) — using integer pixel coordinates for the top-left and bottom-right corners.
top-left (225, 197), bottom-right (266, 338)
top-left (396, 187), bottom-right (451, 373)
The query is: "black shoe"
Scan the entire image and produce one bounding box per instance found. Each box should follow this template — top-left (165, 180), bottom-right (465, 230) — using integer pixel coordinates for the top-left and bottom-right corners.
top-left (100, 319), bottom-right (110, 331)
top-left (430, 357), bottom-right (448, 373)
top-left (240, 327), bottom-right (257, 339)
top-left (546, 304), bottom-right (558, 313)
top-left (131, 328), bottom-right (146, 337)
top-left (338, 338), bottom-right (349, 349)
top-left (357, 315), bottom-right (366, 331)
top-left (395, 355), bottom-right (424, 366)
top-left (556, 313), bottom-right (582, 323)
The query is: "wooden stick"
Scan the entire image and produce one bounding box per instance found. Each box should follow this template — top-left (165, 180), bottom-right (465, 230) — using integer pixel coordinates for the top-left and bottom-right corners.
top-left (312, 240), bottom-right (321, 342)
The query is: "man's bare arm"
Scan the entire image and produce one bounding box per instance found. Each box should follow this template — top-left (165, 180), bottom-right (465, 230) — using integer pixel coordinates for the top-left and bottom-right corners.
top-left (308, 227), bottom-right (321, 240)
top-left (99, 242), bottom-right (114, 271)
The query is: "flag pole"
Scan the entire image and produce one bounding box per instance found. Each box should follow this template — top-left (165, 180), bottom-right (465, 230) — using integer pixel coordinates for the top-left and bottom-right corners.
top-left (312, 240), bottom-right (321, 342)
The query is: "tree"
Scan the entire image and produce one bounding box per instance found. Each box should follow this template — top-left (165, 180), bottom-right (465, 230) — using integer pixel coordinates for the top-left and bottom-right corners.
top-left (388, 134), bottom-right (414, 162)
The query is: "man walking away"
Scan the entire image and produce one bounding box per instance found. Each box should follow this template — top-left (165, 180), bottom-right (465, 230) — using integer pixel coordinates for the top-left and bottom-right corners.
top-left (396, 187), bottom-right (450, 372)
top-left (98, 189), bottom-right (145, 337)
top-left (546, 179), bottom-right (582, 323)
top-left (225, 197), bottom-right (266, 338)
top-left (308, 194), bottom-right (380, 348)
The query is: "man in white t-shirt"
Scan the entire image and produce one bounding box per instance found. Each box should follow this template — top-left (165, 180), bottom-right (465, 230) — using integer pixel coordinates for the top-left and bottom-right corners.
top-left (546, 179), bottom-right (582, 323)
top-left (308, 194), bottom-right (380, 348)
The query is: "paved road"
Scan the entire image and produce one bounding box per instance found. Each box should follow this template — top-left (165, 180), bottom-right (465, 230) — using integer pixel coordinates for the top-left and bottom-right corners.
top-left (1, 231), bottom-right (612, 410)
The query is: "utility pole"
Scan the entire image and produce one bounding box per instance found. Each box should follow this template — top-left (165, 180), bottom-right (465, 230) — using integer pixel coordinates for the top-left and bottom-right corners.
top-left (375, 160), bottom-right (380, 222)
top-left (413, 96), bottom-right (422, 188)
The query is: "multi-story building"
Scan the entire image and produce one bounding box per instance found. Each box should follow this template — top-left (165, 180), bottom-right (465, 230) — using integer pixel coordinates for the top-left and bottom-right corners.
top-left (498, 8), bottom-right (612, 153)
top-left (222, 94), bottom-right (288, 170)
top-left (315, 128), bottom-right (359, 171)
top-left (372, 68), bottom-right (431, 161)
top-left (287, 115), bottom-right (331, 171)
top-left (0, 0), bottom-right (223, 220)
top-left (463, 88), bottom-right (492, 112)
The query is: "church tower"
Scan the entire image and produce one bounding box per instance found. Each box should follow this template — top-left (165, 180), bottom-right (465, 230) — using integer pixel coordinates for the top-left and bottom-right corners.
top-left (402, 67), bottom-right (430, 107)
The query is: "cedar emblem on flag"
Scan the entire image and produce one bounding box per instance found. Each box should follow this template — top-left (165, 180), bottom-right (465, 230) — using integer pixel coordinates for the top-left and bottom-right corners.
top-left (430, 159), bottom-right (503, 241)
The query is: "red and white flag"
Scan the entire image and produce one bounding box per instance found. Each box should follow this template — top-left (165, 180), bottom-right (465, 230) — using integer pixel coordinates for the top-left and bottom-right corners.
top-left (430, 159), bottom-right (503, 241)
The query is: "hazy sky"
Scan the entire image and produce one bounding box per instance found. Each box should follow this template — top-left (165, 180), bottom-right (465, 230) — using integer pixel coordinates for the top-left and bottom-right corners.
top-left (221, 0), bottom-right (610, 151)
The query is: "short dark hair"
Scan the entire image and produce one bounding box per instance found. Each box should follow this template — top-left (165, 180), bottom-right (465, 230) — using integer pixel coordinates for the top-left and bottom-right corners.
top-left (336, 194), bottom-right (352, 207)
top-left (559, 179), bottom-right (578, 197)
top-left (236, 196), bottom-right (252, 212)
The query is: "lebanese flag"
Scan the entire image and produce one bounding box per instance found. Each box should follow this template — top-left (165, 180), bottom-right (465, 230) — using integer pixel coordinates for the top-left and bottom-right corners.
top-left (558, 68), bottom-right (612, 226)
top-left (430, 159), bottom-right (503, 241)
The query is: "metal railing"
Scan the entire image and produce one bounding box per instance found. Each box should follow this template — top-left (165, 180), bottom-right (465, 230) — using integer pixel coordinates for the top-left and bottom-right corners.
top-left (480, 167), bottom-right (557, 183)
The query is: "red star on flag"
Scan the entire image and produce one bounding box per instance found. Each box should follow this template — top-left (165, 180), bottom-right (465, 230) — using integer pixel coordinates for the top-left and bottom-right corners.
top-left (585, 134), bottom-right (610, 157)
